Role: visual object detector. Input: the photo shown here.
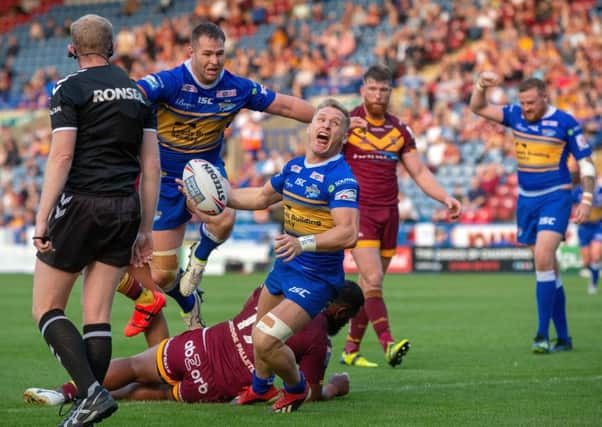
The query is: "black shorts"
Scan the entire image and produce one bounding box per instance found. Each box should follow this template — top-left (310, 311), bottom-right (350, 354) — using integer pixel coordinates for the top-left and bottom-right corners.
top-left (37, 192), bottom-right (141, 273)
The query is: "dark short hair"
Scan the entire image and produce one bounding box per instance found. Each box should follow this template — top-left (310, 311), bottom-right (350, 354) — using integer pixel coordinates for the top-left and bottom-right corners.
top-left (191, 21), bottom-right (225, 45)
top-left (333, 280), bottom-right (364, 315)
top-left (363, 64), bottom-right (393, 84)
top-left (518, 77), bottom-right (546, 94)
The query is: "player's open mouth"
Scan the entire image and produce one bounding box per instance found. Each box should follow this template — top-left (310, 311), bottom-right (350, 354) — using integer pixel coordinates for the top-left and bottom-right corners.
top-left (316, 132), bottom-right (330, 143)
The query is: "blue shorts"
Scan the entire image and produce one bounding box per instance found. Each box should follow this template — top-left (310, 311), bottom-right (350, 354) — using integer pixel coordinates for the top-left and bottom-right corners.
top-left (154, 149), bottom-right (227, 231)
top-left (264, 260), bottom-right (341, 318)
top-left (516, 190), bottom-right (571, 245)
top-left (577, 221), bottom-right (602, 247)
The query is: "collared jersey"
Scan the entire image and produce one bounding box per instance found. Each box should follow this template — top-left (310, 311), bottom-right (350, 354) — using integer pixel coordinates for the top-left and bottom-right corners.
top-left (344, 105), bottom-right (416, 207)
top-left (137, 61), bottom-right (276, 160)
top-left (270, 154), bottom-right (359, 276)
top-left (50, 64), bottom-right (155, 195)
top-left (502, 105), bottom-right (592, 194)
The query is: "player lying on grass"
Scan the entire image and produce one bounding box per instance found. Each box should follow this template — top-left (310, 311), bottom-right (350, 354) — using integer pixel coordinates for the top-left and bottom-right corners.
top-left (24, 281), bottom-right (362, 405)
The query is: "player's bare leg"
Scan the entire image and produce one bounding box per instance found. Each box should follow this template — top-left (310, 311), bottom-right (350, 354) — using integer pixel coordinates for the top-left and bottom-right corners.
top-left (180, 207), bottom-right (235, 296)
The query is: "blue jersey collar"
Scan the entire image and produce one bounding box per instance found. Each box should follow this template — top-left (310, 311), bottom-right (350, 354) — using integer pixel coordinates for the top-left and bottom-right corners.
top-left (184, 59), bottom-right (224, 90)
top-left (304, 153), bottom-right (342, 168)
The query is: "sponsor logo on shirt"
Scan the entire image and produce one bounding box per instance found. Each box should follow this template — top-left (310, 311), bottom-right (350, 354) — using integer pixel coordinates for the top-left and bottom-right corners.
top-left (295, 177), bottom-right (306, 186)
top-left (181, 84), bottom-right (197, 93)
top-left (334, 178), bottom-right (357, 186)
top-left (542, 129), bottom-right (556, 137)
top-left (216, 89), bottom-right (236, 97)
top-left (310, 171), bottom-right (324, 182)
top-left (542, 120), bottom-right (558, 127)
top-left (334, 188), bottom-right (358, 201)
top-left (305, 184), bottom-right (320, 199)
top-left (539, 217), bottom-right (556, 226)
top-left (49, 106), bottom-right (62, 116)
top-left (290, 165), bottom-right (302, 173)
top-left (197, 97), bottom-right (213, 105)
top-left (576, 134), bottom-right (589, 150)
top-left (218, 102), bottom-right (236, 111)
top-left (175, 98), bottom-right (195, 109)
top-left (92, 88), bottom-right (145, 103)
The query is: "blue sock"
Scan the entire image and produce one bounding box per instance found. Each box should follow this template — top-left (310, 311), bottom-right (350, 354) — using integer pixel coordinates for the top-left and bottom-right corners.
top-left (589, 263), bottom-right (600, 286)
top-left (535, 271), bottom-right (556, 340)
top-left (552, 280), bottom-right (570, 341)
top-left (284, 371), bottom-right (306, 394)
top-left (165, 269), bottom-right (195, 312)
top-left (251, 371), bottom-right (274, 394)
top-left (193, 223), bottom-right (221, 261)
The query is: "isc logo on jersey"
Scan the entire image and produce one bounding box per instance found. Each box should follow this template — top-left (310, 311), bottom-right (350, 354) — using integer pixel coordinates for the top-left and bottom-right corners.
top-left (92, 88), bottom-right (144, 103)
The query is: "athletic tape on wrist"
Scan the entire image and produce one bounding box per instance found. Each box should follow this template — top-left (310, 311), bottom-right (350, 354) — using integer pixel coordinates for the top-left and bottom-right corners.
top-left (298, 235), bottom-right (317, 252)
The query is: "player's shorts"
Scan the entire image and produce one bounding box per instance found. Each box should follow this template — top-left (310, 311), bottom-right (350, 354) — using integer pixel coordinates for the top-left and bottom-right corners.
top-left (154, 148), bottom-right (228, 231)
top-left (37, 192), bottom-right (140, 273)
top-left (355, 205), bottom-right (399, 257)
top-left (516, 189), bottom-right (571, 245)
top-left (264, 260), bottom-right (341, 318)
top-left (156, 330), bottom-right (223, 403)
top-left (577, 221), bottom-right (602, 247)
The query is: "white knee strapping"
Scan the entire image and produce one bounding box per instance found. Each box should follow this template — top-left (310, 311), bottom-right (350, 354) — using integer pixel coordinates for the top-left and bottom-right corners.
top-left (256, 312), bottom-right (294, 342)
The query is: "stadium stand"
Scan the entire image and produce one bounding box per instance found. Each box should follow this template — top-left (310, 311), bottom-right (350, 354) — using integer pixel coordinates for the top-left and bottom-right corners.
top-left (1, 0), bottom-right (601, 242)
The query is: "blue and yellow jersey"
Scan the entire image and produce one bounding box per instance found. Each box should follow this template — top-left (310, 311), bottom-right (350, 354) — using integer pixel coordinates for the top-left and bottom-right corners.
top-left (270, 154), bottom-right (359, 276)
top-left (502, 105), bottom-right (592, 195)
top-left (572, 185), bottom-right (602, 223)
top-left (137, 61), bottom-right (276, 161)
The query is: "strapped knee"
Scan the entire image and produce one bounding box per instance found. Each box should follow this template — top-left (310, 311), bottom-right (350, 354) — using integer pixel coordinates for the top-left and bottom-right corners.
top-left (256, 312), bottom-right (293, 342)
top-left (151, 249), bottom-right (179, 288)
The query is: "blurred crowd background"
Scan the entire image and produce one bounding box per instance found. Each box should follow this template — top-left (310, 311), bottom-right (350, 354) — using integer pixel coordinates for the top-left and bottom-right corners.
top-left (1, 0), bottom-right (601, 244)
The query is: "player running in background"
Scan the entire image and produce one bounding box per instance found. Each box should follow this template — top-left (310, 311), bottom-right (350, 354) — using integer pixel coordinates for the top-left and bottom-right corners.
top-left (470, 72), bottom-right (596, 353)
top-left (24, 281), bottom-right (363, 405)
top-left (340, 64), bottom-right (462, 368)
top-left (572, 179), bottom-right (602, 295)
top-left (133, 21), bottom-right (314, 330)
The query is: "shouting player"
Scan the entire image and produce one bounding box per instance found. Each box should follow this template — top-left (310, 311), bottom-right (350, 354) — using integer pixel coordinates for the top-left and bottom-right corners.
top-left (341, 64), bottom-right (462, 368)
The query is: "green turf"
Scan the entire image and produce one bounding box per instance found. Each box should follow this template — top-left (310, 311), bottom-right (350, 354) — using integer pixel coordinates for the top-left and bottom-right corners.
top-left (2, 273), bottom-right (601, 426)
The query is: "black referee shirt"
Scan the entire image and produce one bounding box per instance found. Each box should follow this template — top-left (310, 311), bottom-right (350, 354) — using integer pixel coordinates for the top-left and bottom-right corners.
top-left (49, 64), bottom-right (156, 196)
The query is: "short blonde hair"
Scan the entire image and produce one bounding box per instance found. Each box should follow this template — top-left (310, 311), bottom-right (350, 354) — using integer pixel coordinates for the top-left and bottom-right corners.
top-left (70, 14), bottom-right (113, 56)
top-left (314, 98), bottom-right (350, 133)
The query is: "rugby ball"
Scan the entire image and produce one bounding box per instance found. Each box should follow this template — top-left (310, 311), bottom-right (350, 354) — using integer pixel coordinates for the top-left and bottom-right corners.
top-left (182, 159), bottom-right (228, 215)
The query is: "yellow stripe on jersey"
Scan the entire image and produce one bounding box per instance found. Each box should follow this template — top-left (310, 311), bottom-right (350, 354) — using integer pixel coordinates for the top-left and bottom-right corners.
top-left (347, 128), bottom-right (404, 152)
top-left (156, 108), bottom-right (234, 153)
top-left (514, 131), bottom-right (565, 171)
top-left (283, 200), bottom-right (334, 235)
top-left (156, 339), bottom-right (178, 386)
top-left (283, 189), bottom-right (329, 206)
top-left (591, 206), bottom-right (602, 222)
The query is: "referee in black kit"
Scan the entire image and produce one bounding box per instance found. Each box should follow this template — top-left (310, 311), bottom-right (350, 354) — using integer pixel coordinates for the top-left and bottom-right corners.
top-left (31, 14), bottom-right (160, 427)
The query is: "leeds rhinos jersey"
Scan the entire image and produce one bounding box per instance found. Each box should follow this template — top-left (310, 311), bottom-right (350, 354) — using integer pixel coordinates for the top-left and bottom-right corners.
top-left (502, 104), bottom-right (592, 195)
top-left (344, 105), bottom-right (416, 207)
top-left (137, 61), bottom-right (276, 160)
top-left (270, 154), bottom-right (359, 276)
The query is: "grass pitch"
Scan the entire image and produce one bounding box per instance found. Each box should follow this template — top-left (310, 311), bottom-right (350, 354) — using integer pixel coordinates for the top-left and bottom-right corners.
top-left (2, 272), bottom-right (601, 426)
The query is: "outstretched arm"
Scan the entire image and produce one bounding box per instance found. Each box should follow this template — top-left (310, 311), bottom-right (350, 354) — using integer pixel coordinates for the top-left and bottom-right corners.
top-left (402, 152), bottom-right (462, 220)
top-left (307, 373), bottom-right (350, 401)
top-left (265, 93), bottom-right (315, 123)
top-left (469, 71), bottom-right (504, 123)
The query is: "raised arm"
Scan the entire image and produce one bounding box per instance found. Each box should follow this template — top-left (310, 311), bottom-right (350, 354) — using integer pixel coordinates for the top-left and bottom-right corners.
top-left (469, 71), bottom-right (505, 124)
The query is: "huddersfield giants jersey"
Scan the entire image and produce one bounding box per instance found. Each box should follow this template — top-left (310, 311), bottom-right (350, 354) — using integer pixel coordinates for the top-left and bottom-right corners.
top-left (165, 287), bottom-right (331, 402)
top-left (502, 105), bottom-right (592, 195)
top-left (137, 61), bottom-right (275, 161)
top-left (50, 64), bottom-right (155, 195)
top-left (344, 105), bottom-right (416, 207)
